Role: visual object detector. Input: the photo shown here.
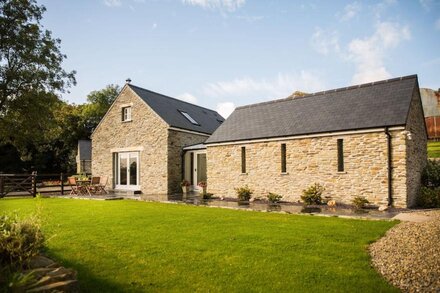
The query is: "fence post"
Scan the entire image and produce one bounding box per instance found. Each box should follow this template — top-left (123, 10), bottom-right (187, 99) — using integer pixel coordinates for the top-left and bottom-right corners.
top-left (32, 171), bottom-right (37, 197)
top-left (0, 172), bottom-right (4, 198)
top-left (60, 173), bottom-right (64, 195)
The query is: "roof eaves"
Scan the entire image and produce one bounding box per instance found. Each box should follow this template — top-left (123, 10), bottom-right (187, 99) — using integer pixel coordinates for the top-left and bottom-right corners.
top-left (205, 124), bottom-right (407, 145)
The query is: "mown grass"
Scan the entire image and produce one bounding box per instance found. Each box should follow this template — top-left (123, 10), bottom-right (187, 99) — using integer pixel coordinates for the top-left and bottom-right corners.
top-left (0, 198), bottom-right (398, 292)
top-left (428, 141), bottom-right (440, 158)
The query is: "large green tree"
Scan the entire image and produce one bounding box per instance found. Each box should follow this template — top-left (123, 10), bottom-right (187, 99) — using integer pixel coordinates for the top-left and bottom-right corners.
top-left (81, 84), bottom-right (120, 133)
top-left (0, 0), bottom-right (76, 154)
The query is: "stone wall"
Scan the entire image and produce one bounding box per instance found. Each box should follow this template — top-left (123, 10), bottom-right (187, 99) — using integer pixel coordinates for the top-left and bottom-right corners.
top-left (405, 89), bottom-right (428, 207)
top-left (91, 86), bottom-right (169, 194)
top-left (207, 130), bottom-right (410, 207)
top-left (167, 130), bottom-right (209, 194)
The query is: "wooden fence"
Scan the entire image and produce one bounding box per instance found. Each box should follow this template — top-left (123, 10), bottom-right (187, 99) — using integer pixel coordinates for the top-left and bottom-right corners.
top-left (0, 172), bottom-right (74, 198)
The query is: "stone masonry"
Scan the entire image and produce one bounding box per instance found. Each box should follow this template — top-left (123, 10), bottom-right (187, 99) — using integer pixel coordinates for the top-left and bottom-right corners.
top-left (168, 129), bottom-right (208, 194)
top-left (207, 127), bottom-right (421, 208)
top-left (92, 86), bottom-right (210, 195)
top-left (92, 86), bottom-right (169, 194)
top-left (405, 88), bottom-right (428, 207)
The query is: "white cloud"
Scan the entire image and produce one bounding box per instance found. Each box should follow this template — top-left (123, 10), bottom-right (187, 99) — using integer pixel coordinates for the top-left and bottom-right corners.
top-left (339, 2), bottom-right (361, 22)
top-left (182, 0), bottom-right (245, 12)
top-left (373, 0), bottom-right (397, 18)
top-left (348, 21), bottom-right (411, 84)
top-left (152, 23), bottom-right (158, 30)
top-left (235, 15), bottom-right (264, 22)
top-left (177, 93), bottom-right (198, 104)
top-left (202, 71), bottom-right (325, 101)
top-left (436, 18), bottom-right (440, 31)
top-left (419, 0), bottom-right (433, 11)
top-left (216, 102), bottom-right (235, 118)
top-left (311, 28), bottom-right (340, 56)
top-left (104, 0), bottom-right (122, 7)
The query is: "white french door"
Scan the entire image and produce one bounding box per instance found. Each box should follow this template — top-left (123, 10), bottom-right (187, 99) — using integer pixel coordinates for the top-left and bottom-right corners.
top-left (191, 151), bottom-right (207, 191)
top-left (115, 152), bottom-right (140, 190)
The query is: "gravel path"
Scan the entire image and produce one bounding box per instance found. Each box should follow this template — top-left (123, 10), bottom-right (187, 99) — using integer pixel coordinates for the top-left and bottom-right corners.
top-left (370, 210), bottom-right (440, 292)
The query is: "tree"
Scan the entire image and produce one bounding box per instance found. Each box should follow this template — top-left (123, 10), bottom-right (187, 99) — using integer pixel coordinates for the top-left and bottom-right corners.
top-left (0, 0), bottom-right (76, 152)
top-left (81, 84), bottom-right (120, 133)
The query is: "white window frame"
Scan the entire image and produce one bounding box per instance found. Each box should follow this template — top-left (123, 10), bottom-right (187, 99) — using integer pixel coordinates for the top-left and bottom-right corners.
top-left (122, 106), bottom-right (132, 122)
top-left (115, 152), bottom-right (140, 190)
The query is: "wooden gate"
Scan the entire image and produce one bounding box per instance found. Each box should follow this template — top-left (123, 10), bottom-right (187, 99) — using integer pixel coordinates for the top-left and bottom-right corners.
top-left (0, 172), bottom-right (37, 198)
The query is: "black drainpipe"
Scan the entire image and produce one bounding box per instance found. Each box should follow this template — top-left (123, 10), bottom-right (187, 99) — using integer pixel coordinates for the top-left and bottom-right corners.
top-left (385, 128), bottom-right (393, 207)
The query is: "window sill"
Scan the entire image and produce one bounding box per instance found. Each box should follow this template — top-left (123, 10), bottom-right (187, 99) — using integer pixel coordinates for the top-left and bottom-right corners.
top-left (122, 120), bottom-right (132, 123)
top-left (337, 171), bottom-right (347, 174)
top-left (240, 173), bottom-right (248, 176)
top-left (280, 172), bottom-right (289, 175)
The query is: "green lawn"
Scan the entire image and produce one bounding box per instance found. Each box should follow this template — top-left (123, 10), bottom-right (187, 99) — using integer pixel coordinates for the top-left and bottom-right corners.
top-left (0, 198), bottom-right (398, 292)
top-left (428, 141), bottom-right (440, 158)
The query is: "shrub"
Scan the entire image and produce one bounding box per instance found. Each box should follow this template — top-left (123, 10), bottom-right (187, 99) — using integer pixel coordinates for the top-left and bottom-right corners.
top-left (352, 196), bottom-right (369, 209)
top-left (235, 185), bottom-right (253, 201)
top-left (301, 183), bottom-right (325, 205)
top-left (417, 187), bottom-right (440, 208)
top-left (421, 160), bottom-right (440, 188)
top-left (202, 193), bottom-right (213, 200)
top-left (267, 192), bottom-right (283, 203)
top-left (0, 213), bottom-right (44, 268)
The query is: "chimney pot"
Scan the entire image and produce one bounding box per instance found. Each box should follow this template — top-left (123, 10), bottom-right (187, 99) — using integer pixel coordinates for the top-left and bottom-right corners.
top-left (126, 78), bottom-right (132, 84)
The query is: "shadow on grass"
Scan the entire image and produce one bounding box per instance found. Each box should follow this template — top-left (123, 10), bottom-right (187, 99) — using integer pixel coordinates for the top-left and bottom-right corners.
top-left (44, 251), bottom-right (129, 292)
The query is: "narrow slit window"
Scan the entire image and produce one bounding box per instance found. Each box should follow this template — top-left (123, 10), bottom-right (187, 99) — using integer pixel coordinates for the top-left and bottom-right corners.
top-left (241, 147), bottom-right (246, 174)
top-left (180, 111), bottom-right (199, 125)
top-left (122, 106), bottom-right (132, 122)
top-left (337, 139), bottom-right (344, 172)
top-left (281, 144), bottom-right (287, 173)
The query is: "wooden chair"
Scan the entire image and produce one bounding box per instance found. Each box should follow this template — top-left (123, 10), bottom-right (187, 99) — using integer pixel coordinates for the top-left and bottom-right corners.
top-left (97, 176), bottom-right (108, 194)
top-left (68, 177), bottom-right (80, 195)
top-left (89, 176), bottom-right (101, 194)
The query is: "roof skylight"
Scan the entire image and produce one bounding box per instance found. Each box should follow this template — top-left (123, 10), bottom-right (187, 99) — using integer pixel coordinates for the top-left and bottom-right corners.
top-left (180, 111), bottom-right (199, 125)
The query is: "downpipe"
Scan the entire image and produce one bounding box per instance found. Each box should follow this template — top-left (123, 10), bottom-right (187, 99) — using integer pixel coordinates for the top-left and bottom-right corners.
top-left (385, 128), bottom-right (393, 207)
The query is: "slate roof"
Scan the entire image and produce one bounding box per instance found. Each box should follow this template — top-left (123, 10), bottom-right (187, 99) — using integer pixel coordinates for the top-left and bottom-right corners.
top-left (128, 84), bottom-right (224, 135)
top-left (205, 75), bottom-right (419, 144)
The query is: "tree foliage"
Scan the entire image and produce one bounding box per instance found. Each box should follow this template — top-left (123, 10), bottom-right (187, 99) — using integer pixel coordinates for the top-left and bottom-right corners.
top-left (0, 0), bottom-right (76, 151)
top-left (81, 84), bottom-right (119, 132)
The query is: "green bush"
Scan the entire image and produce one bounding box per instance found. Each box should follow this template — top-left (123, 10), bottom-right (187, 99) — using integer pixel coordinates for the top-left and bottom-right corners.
top-left (421, 160), bottom-right (440, 188)
top-left (235, 185), bottom-right (253, 201)
top-left (301, 183), bottom-right (325, 205)
top-left (352, 196), bottom-right (369, 209)
top-left (417, 187), bottom-right (440, 208)
top-left (0, 213), bottom-right (44, 268)
top-left (267, 192), bottom-right (283, 203)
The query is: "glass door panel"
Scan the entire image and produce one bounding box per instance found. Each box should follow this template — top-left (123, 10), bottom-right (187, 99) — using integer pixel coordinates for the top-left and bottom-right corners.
top-left (129, 156), bottom-right (137, 186)
top-left (116, 152), bottom-right (139, 189)
top-left (196, 154), bottom-right (207, 184)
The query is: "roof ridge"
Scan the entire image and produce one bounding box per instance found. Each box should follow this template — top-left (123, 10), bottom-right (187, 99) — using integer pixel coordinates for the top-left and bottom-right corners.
top-left (128, 84), bottom-right (221, 115)
top-left (236, 74), bottom-right (418, 110)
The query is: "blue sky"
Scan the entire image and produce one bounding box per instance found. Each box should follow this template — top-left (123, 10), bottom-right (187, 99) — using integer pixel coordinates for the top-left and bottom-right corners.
top-left (40, 0), bottom-right (440, 117)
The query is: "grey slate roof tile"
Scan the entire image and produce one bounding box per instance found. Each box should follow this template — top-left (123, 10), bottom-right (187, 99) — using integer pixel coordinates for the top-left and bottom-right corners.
top-left (128, 84), bottom-right (224, 135)
top-left (205, 75), bottom-right (418, 144)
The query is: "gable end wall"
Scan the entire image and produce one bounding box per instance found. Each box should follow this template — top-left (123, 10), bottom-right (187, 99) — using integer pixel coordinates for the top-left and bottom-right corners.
top-left (92, 87), bottom-right (169, 194)
top-left (405, 88), bottom-right (428, 207)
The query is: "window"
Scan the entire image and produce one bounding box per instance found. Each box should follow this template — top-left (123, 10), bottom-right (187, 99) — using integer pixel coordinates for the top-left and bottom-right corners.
top-left (122, 106), bottom-right (132, 122)
top-left (281, 143), bottom-right (287, 173)
top-left (180, 111), bottom-right (199, 125)
top-left (241, 146), bottom-right (246, 174)
top-left (337, 139), bottom-right (344, 172)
